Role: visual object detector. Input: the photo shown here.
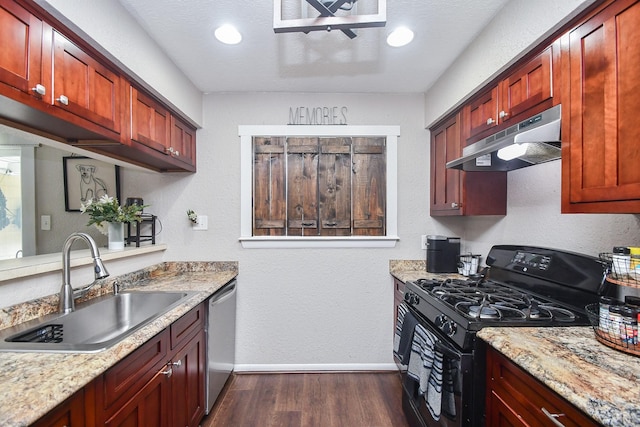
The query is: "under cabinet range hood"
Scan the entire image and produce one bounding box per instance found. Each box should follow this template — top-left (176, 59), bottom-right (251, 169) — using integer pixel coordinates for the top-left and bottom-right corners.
top-left (446, 104), bottom-right (562, 172)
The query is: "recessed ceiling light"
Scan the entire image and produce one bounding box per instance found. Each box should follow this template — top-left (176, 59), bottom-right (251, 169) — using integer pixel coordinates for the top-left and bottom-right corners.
top-left (386, 27), bottom-right (414, 47)
top-left (215, 24), bottom-right (242, 45)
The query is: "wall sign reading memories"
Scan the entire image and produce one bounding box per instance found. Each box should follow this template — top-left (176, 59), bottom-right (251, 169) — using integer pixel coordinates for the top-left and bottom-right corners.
top-left (288, 106), bottom-right (348, 125)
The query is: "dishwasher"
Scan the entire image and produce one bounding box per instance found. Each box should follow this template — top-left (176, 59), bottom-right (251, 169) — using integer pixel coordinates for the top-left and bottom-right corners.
top-left (205, 279), bottom-right (237, 414)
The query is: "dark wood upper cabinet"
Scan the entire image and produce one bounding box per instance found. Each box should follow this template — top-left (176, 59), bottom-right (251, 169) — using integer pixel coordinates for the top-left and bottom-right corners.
top-left (464, 46), bottom-right (555, 144)
top-left (465, 87), bottom-right (499, 141)
top-left (131, 86), bottom-right (171, 154)
top-left (51, 29), bottom-right (122, 136)
top-left (0, 0), bottom-right (197, 173)
top-left (499, 46), bottom-right (554, 124)
top-left (430, 112), bottom-right (506, 216)
top-left (562, 0), bottom-right (640, 213)
top-left (0, 0), bottom-right (43, 97)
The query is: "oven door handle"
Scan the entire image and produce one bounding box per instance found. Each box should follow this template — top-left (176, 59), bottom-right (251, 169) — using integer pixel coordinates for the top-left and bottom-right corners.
top-left (435, 341), bottom-right (461, 361)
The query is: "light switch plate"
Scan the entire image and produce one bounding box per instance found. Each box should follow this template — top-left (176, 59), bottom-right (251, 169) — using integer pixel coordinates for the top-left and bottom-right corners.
top-left (421, 235), bottom-right (427, 249)
top-left (41, 215), bottom-right (51, 231)
top-left (193, 215), bottom-right (208, 231)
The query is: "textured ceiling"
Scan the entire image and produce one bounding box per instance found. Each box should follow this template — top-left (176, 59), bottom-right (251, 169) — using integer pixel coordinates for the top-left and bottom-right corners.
top-left (117, 0), bottom-right (511, 94)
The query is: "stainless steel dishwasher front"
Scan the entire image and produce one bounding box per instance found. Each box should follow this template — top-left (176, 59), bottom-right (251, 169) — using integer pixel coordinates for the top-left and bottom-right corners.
top-left (205, 279), bottom-right (237, 414)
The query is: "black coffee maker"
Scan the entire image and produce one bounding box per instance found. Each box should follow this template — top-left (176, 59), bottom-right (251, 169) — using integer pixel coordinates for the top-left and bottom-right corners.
top-left (426, 235), bottom-right (461, 273)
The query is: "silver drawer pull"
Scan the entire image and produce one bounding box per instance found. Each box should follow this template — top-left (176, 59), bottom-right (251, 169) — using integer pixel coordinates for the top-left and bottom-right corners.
top-left (160, 366), bottom-right (173, 377)
top-left (541, 407), bottom-right (566, 427)
top-left (56, 95), bottom-right (69, 105)
top-left (171, 359), bottom-right (182, 367)
top-left (31, 84), bottom-right (46, 96)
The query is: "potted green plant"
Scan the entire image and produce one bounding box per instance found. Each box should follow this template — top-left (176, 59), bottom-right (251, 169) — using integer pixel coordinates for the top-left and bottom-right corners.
top-left (80, 195), bottom-right (146, 250)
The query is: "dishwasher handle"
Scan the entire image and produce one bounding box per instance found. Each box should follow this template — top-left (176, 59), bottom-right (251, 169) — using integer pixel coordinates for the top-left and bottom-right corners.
top-left (210, 280), bottom-right (236, 306)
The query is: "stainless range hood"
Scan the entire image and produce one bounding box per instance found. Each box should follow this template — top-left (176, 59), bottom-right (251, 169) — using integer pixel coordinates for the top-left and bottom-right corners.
top-left (446, 104), bottom-right (561, 171)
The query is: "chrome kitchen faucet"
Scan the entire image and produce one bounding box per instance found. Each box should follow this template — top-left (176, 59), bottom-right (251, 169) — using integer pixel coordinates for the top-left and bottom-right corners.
top-left (59, 232), bottom-right (110, 314)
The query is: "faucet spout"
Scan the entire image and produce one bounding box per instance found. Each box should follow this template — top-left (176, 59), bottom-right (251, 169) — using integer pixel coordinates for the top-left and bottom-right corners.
top-left (59, 232), bottom-right (110, 314)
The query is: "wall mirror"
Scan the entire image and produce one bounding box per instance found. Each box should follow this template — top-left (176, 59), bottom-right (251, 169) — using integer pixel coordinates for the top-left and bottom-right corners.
top-left (0, 124), bottom-right (133, 265)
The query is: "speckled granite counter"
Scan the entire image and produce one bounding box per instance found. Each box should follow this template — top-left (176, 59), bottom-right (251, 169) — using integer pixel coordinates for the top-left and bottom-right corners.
top-left (389, 259), bottom-right (464, 282)
top-left (478, 327), bottom-right (640, 427)
top-left (0, 261), bottom-right (238, 427)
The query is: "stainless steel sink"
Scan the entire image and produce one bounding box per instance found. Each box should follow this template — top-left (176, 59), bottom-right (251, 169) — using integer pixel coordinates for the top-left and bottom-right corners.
top-left (0, 291), bottom-right (198, 353)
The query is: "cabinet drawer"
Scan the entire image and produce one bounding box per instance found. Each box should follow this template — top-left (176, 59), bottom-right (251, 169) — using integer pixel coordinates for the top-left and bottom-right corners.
top-left (170, 302), bottom-right (205, 350)
top-left (101, 329), bottom-right (169, 412)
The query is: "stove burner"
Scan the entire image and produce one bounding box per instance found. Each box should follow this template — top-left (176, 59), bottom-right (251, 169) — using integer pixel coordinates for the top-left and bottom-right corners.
top-left (409, 277), bottom-right (581, 324)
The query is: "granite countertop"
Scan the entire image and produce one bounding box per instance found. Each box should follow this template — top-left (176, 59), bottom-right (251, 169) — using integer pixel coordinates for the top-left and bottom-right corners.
top-left (0, 261), bottom-right (238, 427)
top-left (389, 259), bottom-right (463, 282)
top-left (479, 327), bottom-right (640, 426)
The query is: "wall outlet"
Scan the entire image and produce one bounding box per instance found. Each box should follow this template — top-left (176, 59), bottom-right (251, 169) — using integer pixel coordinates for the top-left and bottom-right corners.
top-left (193, 214), bottom-right (208, 231)
top-left (421, 234), bottom-right (428, 249)
top-left (41, 215), bottom-right (51, 231)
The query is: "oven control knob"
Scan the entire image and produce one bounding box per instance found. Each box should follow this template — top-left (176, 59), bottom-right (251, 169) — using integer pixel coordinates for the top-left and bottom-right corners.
top-left (403, 292), bottom-right (420, 305)
top-left (442, 321), bottom-right (457, 337)
top-left (434, 315), bottom-right (447, 328)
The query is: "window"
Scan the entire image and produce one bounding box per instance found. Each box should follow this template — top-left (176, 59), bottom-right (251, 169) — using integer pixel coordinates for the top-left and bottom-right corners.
top-left (239, 125), bottom-right (399, 248)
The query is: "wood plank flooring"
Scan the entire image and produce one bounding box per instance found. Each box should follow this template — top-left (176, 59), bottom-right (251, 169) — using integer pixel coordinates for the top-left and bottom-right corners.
top-left (202, 372), bottom-right (409, 427)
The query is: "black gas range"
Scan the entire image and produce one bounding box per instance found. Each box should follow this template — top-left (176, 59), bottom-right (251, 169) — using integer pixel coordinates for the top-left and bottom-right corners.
top-left (398, 245), bottom-right (607, 427)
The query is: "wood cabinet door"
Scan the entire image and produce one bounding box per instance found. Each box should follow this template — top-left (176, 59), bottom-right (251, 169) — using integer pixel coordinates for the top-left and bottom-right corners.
top-left (170, 115), bottom-right (197, 170)
top-left (563, 0), bottom-right (640, 212)
top-left (52, 30), bottom-right (121, 134)
top-left (0, 0), bottom-right (43, 96)
top-left (465, 87), bottom-right (498, 140)
top-left (104, 369), bottom-right (170, 427)
top-left (430, 113), bottom-right (462, 215)
top-left (130, 86), bottom-right (171, 154)
top-left (171, 330), bottom-right (206, 427)
top-left (499, 47), bottom-right (553, 124)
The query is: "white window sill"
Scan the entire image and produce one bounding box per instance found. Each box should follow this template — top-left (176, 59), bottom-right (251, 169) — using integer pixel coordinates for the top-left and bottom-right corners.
top-left (239, 236), bottom-right (399, 248)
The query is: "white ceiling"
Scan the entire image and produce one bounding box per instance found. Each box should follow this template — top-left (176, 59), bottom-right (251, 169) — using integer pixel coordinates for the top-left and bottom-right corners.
top-left (117, 0), bottom-right (511, 94)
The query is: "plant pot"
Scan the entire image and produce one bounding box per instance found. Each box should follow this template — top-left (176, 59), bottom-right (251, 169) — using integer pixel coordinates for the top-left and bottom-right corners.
top-left (107, 222), bottom-right (125, 250)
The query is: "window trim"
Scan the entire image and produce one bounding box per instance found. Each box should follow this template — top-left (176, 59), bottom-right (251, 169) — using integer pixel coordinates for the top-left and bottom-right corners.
top-left (239, 125), bottom-right (399, 248)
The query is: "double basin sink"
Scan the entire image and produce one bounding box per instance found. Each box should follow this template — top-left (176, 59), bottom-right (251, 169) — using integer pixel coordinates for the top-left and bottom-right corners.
top-left (0, 291), bottom-right (198, 353)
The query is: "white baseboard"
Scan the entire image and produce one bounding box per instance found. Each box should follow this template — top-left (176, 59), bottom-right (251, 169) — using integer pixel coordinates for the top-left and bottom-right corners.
top-left (233, 363), bottom-right (399, 373)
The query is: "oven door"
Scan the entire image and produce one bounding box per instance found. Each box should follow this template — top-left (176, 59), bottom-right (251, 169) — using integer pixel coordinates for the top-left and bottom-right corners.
top-left (401, 307), bottom-right (484, 427)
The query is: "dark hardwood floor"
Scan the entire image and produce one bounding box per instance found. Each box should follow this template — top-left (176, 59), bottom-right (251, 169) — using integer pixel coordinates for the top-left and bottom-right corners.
top-left (202, 372), bottom-right (409, 427)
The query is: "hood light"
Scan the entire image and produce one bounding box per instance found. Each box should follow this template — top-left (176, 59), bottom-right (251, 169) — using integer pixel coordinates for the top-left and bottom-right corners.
top-left (215, 24), bottom-right (242, 45)
top-left (497, 143), bottom-right (529, 161)
top-left (387, 27), bottom-right (414, 47)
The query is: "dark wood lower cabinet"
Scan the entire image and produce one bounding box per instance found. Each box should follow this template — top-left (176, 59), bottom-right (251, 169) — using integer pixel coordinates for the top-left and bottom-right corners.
top-left (31, 302), bottom-right (206, 427)
top-left (486, 345), bottom-right (599, 427)
top-left (31, 389), bottom-right (85, 427)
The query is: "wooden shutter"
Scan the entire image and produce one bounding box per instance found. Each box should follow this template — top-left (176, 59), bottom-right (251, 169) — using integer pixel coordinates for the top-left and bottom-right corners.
top-left (318, 137), bottom-right (351, 236)
top-left (352, 137), bottom-right (386, 236)
top-left (287, 137), bottom-right (319, 235)
top-left (253, 137), bottom-right (286, 235)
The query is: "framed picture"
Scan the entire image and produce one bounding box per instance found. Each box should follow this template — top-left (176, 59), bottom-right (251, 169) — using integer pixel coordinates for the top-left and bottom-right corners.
top-left (63, 156), bottom-right (121, 212)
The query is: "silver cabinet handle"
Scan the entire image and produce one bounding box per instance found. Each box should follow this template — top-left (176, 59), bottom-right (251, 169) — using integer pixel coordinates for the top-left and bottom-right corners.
top-left (451, 202), bottom-right (459, 209)
top-left (486, 117), bottom-right (495, 125)
top-left (160, 366), bottom-right (173, 377)
top-left (56, 95), bottom-right (69, 105)
top-left (499, 110), bottom-right (509, 119)
top-left (31, 84), bottom-right (46, 96)
top-left (171, 359), bottom-right (182, 367)
top-left (541, 407), bottom-right (566, 427)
